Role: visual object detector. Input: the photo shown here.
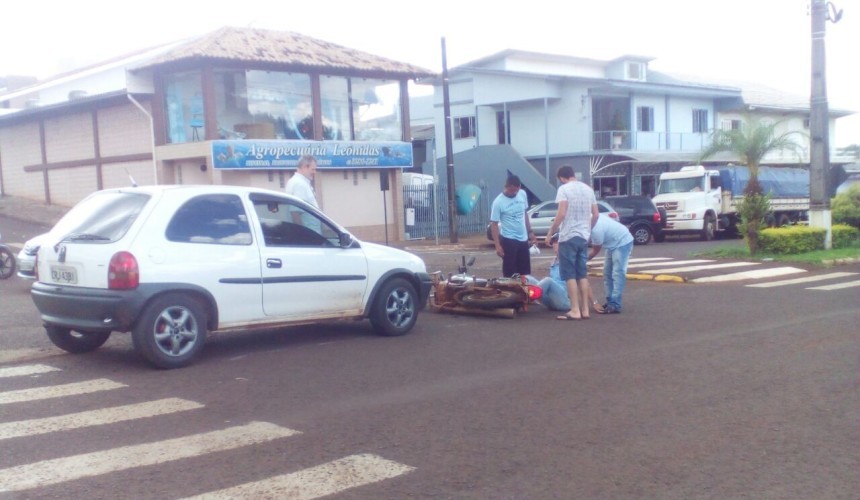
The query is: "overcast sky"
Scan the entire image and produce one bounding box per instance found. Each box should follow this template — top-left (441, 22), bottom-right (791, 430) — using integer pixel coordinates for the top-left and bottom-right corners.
top-left (2, 0), bottom-right (857, 146)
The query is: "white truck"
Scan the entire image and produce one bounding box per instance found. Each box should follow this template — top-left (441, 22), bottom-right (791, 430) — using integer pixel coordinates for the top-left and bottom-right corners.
top-left (652, 165), bottom-right (810, 240)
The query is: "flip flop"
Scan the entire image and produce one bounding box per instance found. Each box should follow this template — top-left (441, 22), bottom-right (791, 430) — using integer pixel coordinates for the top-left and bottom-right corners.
top-left (556, 313), bottom-right (581, 321)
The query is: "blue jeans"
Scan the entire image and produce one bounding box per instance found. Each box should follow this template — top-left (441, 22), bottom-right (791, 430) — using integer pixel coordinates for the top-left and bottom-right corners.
top-left (537, 277), bottom-right (571, 311)
top-left (603, 242), bottom-right (633, 311)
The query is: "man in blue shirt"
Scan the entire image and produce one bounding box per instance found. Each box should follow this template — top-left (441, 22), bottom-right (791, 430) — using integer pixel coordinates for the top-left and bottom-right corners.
top-left (489, 175), bottom-right (536, 277)
top-left (588, 215), bottom-right (635, 314)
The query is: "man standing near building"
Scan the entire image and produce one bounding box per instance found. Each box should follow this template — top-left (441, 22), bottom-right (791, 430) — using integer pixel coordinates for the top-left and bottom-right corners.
top-left (544, 165), bottom-right (599, 320)
top-left (588, 214), bottom-right (634, 314)
top-left (490, 175), bottom-right (536, 277)
top-left (286, 155), bottom-right (319, 208)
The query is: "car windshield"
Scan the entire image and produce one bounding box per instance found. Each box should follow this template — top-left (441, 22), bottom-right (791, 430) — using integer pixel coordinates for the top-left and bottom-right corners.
top-left (52, 191), bottom-right (150, 244)
top-left (658, 177), bottom-right (704, 194)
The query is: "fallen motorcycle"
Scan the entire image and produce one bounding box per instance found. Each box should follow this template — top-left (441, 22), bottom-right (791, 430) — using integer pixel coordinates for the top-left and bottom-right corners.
top-left (430, 256), bottom-right (542, 318)
top-left (0, 232), bottom-right (16, 280)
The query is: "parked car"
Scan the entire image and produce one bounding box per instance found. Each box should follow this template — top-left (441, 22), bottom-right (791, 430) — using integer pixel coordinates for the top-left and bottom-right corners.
top-left (16, 233), bottom-right (48, 279)
top-left (486, 200), bottom-right (618, 240)
top-left (601, 195), bottom-right (667, 245)
top-left (30, 185), bottom-right (433, 369)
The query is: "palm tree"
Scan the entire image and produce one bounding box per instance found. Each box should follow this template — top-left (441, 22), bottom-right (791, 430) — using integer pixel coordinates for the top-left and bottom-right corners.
top-left (697, 117), bottom-right (804, 254)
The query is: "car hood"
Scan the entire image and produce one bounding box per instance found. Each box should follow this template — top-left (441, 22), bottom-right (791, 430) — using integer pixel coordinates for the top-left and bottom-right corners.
top-left (360, 241), bottom-right (427, 274)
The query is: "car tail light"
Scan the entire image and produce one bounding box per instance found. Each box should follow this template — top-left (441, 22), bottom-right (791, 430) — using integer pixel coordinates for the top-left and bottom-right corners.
top-left (653, 212), bottom-right (662, 223)
top-left (108, 251), bottom-right (139, 289)
top-left (526, 284), bottom-right (542, 302)
top-left (609, 212), bottom-right (619, 219)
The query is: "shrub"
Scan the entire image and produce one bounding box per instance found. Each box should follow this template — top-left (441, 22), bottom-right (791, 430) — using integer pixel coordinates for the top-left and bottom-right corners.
top-left (832, 184), bottom-right (860, 228)
top-left (737, 193), bottom-right (771, 255)
top-left (759, 226), bottom-right (825, 254)
top-left (831, 223), bottom-right (860, 249)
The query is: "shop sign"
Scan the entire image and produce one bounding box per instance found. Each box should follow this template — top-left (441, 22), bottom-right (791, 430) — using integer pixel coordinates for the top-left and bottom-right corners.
top-left (212, 140), bottom-right (413, 169)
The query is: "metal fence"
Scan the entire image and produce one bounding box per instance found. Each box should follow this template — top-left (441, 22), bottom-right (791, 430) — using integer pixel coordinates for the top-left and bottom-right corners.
top-left (403, 184), bottom-right (490, 240)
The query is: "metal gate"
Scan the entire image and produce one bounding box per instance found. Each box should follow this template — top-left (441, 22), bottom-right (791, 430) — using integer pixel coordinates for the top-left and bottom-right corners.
top-left (403, 184), bottom-right (490, 240)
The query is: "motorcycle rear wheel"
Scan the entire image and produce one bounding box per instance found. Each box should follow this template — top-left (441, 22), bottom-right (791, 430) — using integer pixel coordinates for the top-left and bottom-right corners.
top-left (0, 246), bottom-right (16, 279)
top-left (454, 289), bottom-right (521, 309)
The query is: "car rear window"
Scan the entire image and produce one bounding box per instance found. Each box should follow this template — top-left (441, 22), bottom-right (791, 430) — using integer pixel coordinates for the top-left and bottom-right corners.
top-left (166, 194), bottom-right (252, 245)
top-left (53, 191), bottom-right (151, 243)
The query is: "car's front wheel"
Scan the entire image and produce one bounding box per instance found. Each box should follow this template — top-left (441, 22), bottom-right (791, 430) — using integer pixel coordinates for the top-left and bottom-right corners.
top-left (370, 278), bottom-right (418, 337)
top-left (45, 326), bottom-right (111, 353)
top-left (630, 224), bottom-right (653, 245)
top-left (132, 293), bottom-right (207, 369)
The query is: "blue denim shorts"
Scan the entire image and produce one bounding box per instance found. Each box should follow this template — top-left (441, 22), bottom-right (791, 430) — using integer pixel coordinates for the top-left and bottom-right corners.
top-left (558, 236), bottom-right (588, 281)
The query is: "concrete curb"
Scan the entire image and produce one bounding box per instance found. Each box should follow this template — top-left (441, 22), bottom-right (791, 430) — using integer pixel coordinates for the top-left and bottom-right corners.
top-left (589, 270), bottom-right (688, 283)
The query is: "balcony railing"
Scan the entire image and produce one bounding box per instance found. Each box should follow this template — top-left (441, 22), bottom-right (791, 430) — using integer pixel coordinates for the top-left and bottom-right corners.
top-left (592, 130), bottom-right (712, 152)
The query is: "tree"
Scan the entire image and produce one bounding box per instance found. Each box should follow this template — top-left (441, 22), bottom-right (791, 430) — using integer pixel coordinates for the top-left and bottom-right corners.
top-left (696, 117), bottom-right (804, 255)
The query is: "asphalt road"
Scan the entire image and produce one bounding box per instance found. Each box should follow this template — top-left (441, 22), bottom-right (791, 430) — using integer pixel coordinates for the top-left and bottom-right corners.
top-left (1, 216), bottom-right (858, 498)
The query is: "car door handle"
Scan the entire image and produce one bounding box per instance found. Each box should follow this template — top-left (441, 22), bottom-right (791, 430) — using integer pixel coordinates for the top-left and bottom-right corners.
top-left (266, 258), bottom-right (282, 269)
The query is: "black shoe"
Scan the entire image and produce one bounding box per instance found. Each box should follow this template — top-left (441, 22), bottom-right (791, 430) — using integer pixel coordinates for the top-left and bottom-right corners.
top-left (604, 305), bottom-right (620, 314)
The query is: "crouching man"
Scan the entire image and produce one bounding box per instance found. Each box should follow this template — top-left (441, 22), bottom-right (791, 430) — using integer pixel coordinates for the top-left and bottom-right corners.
top-left (588, 215), bottom-right (634, 314)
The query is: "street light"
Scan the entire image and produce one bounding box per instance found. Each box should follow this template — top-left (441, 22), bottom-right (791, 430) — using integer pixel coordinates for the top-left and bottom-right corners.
top-left (809, 0), bottom-right (842, 249)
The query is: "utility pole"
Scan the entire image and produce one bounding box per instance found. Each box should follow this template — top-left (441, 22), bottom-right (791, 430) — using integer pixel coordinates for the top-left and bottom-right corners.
top-left (441, 37), bottom-right (458, 243)
top-left (809, 0), bottom-right (842, 249)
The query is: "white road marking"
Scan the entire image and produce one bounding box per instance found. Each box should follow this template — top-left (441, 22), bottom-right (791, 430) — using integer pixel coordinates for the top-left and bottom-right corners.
top-left (0, 398), bottom-right (204, 440)
top-left (692, 266), bottom-right (806, 283)
top-left (0, 422), bottom-right (300, 492)
top-left (0, 364), bottom-right (61, 378)
top-left (807, 280), bottom-right (860, 291)
top-left (0, 379), bottom-right (127, 405)
top-left (746, 272), bottom-right (858, 288)
top-left (642, 262), bottom-right (759, 274)
top-left (183, 453), bottom-right (415, 500)
top-left (625, 259), bottom-right (715, 269)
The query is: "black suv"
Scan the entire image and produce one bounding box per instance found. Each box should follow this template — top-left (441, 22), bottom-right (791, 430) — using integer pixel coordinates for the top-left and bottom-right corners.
top-left (601, 195), bottom-right (667, 245)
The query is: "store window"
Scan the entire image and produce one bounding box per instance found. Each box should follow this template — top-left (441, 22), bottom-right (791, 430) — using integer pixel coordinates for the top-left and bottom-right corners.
top-left (593, 176), bottom-right (628, 197)
top-left (164, 72), bottom-right (204, 144)
top-left (350, 78), bottom-right (402, 141)
top-left (320, 76), bottom-right (350, 140)
top-left (213, 70), bottom-right (312, 140)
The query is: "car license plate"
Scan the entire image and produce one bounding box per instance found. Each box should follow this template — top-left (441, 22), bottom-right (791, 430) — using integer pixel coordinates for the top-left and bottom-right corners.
top-left (51, 265), bottom-right (77, 284)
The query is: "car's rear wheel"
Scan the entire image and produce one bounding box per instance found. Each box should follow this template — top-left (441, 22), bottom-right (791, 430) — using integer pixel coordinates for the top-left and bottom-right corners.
top-left (370, 278), bottom-right (418, 337)
top-left (630, 224), bottom-right (653, 245)
top-left (45, 326), bottom-right (111, 353)
top-left (132, 293), bottom-right (207, 369)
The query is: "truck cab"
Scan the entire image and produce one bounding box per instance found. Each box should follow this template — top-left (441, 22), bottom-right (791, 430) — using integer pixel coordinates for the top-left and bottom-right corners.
top-left (652, 166), bottom-right (722, 241)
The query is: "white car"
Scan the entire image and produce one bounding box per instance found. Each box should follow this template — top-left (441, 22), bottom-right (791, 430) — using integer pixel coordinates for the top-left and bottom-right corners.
top-left (31, 185), bottom-right (432, 369)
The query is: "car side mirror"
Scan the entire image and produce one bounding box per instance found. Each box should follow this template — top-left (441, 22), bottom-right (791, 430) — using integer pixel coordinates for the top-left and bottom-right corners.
top-left (339, 232), bottom-right (354, 248)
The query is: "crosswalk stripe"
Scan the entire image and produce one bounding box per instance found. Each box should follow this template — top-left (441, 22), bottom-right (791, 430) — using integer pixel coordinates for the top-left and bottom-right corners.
top-left (0, 398), bottom-right (204, 441)
top-left (0, 421), bottom-right (300, 492)
top-left (626, 257), bottom-right (673, 262)
top-left (692, 267), bottom-right (806, 283)
top-left (183, 453), bottom-right (415, 500)
top-left (0, 364), bottom-right (61, 379)
top-left (807, 280), bottom-right (860, 291)
top-left (625, 259), bottom-right (714, 269)
top-left (746, 272), bottom-right (859, 288)
top-left (0, 379), bottom-right (126, 405)
top-left (642, 262), bottom-right (759, 274)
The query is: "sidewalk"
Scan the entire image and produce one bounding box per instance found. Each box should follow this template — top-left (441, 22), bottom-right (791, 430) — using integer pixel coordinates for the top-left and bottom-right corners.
top-left (0, 195), bottom-right (69, 228)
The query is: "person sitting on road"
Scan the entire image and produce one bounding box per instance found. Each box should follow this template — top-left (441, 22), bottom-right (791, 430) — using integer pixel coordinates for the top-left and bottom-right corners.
top-left (535, 234), bottom-right (602, 313)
